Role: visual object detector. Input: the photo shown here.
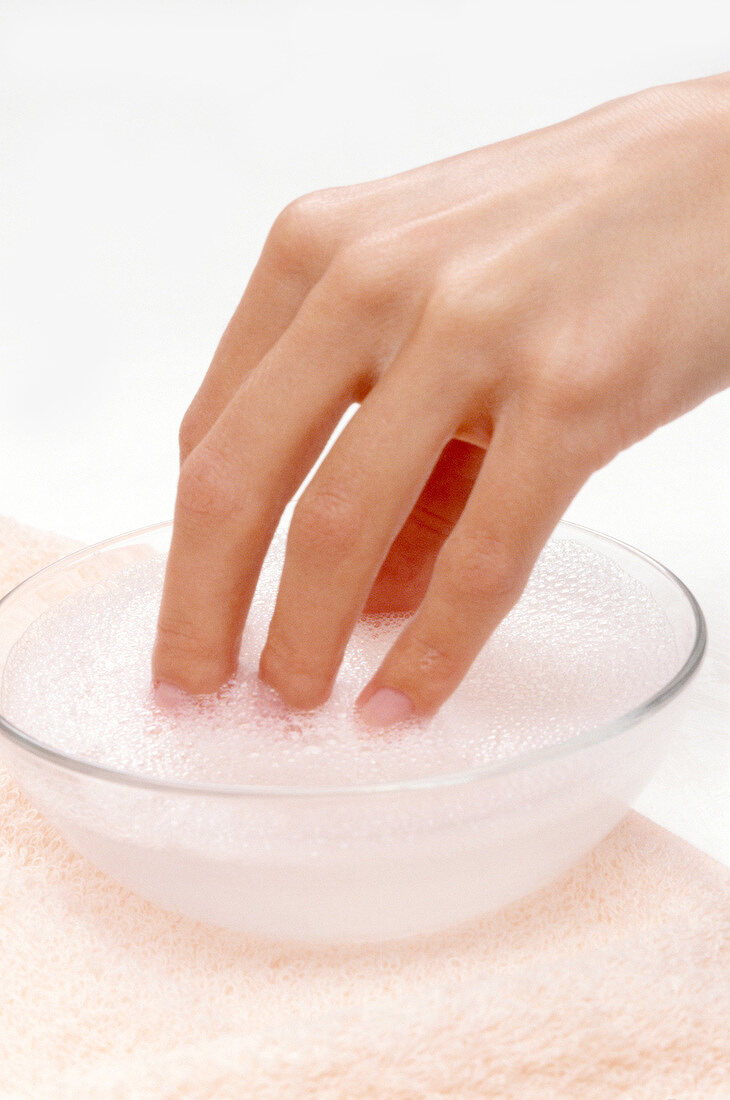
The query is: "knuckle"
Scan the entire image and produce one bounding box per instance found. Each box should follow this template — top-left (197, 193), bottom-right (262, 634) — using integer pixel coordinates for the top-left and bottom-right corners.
top-left (529, 322), bottom-right (605, 417)
top-left (403, 631), bottom-right (454, 681)
top-left (327, 239), bottom-right (399, 316)
top-left (410, 500), bottom-right (456, 546)
top-left (265, 191), bottom-right (338, 276)
top-left (523, 322), bottom-right (625, 469)
top-left (152, 633), bottom-right (230, 690)
top-left (153, 619), bottom-right (235, 692)
top-left (259, 635), bottom-right (333, 708)
top-left (436, 532), bottom-right (522, 606)
top-left (426, 280), bottom-right (478, 342)
top-left (155, 618), bottom-right (219, 665)
top-left (290, 485), bottom-right (362, 560)
top-left (177, 408), bottom-right (203, 461)
top-left (426, 269), bottom-right (516, 348)
top-left (176, 444), bottom-right (241, 522)
top-left (535, 371), bottom-right (596, 425)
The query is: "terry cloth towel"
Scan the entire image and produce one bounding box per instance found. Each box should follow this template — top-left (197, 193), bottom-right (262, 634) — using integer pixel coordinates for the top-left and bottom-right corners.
top-left (0, 516), bottom-right (728, 1100)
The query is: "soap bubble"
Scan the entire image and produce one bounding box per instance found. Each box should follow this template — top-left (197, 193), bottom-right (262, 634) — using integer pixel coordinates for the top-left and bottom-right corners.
top-left (1, 526), bottom-right (679, 788)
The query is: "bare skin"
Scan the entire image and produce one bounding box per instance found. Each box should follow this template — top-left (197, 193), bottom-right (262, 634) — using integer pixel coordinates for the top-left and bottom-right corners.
top-left (152, 72), bottom-right (730, 727)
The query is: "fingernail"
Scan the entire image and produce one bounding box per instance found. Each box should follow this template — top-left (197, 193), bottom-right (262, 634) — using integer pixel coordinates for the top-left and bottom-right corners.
top-left (153, 680), bottom-right (190, 711)
top-left (359, 687), bottom-right (414, 728)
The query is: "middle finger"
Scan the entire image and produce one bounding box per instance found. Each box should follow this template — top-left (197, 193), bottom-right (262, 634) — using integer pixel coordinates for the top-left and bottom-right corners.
top-left (259, 343), bottom-right (472, 708)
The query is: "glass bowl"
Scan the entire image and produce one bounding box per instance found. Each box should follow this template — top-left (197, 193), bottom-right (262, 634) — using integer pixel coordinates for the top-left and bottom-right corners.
top-left (0, 520), bottom-right (705, 944)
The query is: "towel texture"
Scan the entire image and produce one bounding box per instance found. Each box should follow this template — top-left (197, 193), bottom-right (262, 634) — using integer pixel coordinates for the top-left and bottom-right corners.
top-left (0, 516), bottom-right (728, 1099)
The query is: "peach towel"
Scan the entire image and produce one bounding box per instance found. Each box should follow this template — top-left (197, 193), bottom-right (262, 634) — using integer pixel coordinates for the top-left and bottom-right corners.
top-left (0, 516), bottom-right (728, 1099)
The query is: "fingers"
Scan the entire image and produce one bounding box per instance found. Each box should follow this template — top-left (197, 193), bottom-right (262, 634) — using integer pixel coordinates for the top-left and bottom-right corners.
top-left (356, 406), bottom-right (590, 725)
top-left (363, 439), bottom-right (485, 614)
top-left (152, 289), bottom-right (371, 695)
top-left (178, 198), bottom-right (339, 463)
top-left (259, 356), bottom-right (472, 709)
top-left (178, 265), bottom-right (306, 464)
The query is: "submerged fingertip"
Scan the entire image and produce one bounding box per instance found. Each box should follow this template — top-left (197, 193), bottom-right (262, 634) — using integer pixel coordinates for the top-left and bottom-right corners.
top-left (357, 686), bottom-right (414, 728)
top-left (153, 680), bottom-right (192, 712)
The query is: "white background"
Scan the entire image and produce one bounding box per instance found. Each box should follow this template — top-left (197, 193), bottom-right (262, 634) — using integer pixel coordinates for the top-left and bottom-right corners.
top-left (1, 1), bottom-right (728, 863)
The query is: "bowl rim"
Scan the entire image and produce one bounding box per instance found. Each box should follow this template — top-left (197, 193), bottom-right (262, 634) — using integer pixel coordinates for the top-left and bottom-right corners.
top-left (0, 520), bottom-right (706, 799)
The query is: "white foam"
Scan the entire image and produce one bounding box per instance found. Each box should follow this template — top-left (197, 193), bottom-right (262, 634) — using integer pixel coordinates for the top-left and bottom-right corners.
top-left (1, 528), bottom-right (679, 788)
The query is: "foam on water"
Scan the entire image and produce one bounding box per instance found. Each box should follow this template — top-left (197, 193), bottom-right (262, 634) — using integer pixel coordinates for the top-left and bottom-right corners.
top-left (1, 528), bottom-right (680, 788)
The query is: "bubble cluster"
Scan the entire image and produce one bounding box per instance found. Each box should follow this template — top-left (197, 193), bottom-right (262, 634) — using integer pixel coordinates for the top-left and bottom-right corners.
top-left (1, 527), bottom-right (680, 789)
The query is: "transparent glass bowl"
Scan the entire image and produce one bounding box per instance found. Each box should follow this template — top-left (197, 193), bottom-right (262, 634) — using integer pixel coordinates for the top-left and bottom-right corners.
top-left (0, 521), bottom-right (705, 943)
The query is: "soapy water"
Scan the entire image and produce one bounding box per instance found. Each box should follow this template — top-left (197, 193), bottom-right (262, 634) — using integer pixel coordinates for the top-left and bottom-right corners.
top-left (1, 527), bottom-right (680, 789)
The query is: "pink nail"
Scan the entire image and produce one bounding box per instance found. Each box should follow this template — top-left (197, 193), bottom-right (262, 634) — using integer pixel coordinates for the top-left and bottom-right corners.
top-left (359, 687), bottom-right (414, 728)
top-left (153, 681), bottom-right (190, 711)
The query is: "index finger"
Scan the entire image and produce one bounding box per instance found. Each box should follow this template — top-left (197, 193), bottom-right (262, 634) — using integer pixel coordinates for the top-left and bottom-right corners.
top-left (152, 285), bottom-right (371, 695)
top-left (178, 201), bottom-right (337, 463)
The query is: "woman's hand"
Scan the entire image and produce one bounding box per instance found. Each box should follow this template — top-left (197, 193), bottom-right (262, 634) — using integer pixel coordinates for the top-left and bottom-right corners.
top-left (152, 73), bottom-right (730, 726)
